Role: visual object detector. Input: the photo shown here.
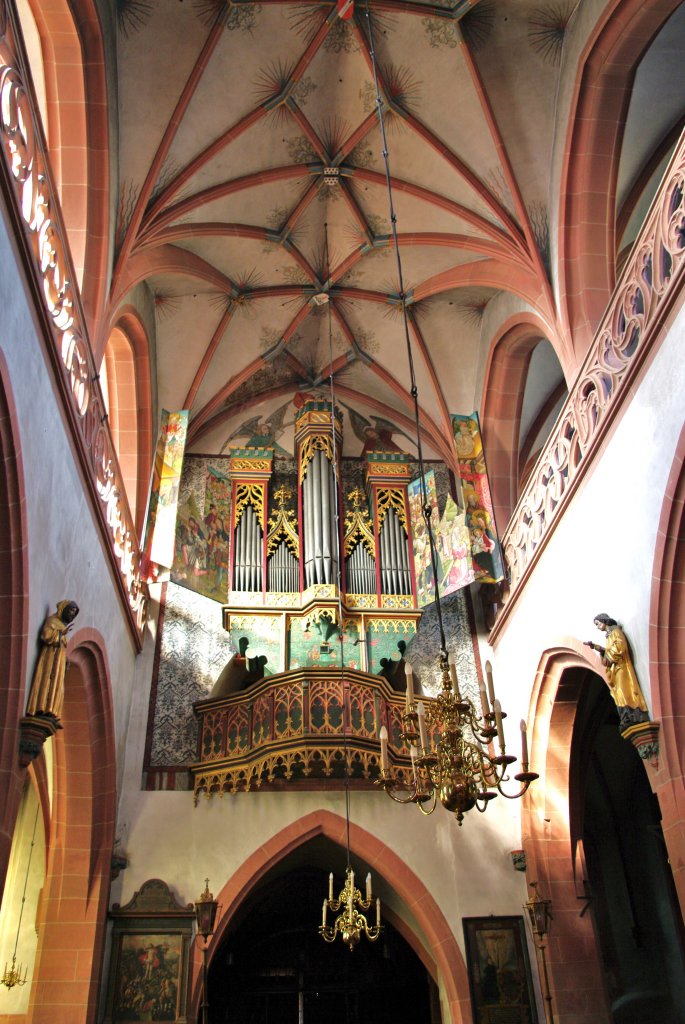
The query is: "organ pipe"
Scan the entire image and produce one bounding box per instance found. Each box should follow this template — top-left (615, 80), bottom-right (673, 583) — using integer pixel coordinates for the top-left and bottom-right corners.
top-left (234, 504), bottom-right (263, 592)
top-left (379, 508), bottom-right (410, 594)
top-left (268, 539), bottom-right (298, 592)
top-left (345, 541), bottom-right (375, 594)
top-left (303, 449), bottom-right (338, 587)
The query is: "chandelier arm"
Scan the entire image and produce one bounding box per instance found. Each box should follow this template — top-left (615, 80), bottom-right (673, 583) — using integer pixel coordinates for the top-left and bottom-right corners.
top-left (497, 771), bottom-right (540, 799)
top-left (416, 789), bottom-right (438, 815)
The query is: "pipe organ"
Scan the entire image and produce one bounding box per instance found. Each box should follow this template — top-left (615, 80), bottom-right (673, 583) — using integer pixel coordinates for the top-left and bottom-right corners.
top-left (222, 406), bottom-right (423, 674)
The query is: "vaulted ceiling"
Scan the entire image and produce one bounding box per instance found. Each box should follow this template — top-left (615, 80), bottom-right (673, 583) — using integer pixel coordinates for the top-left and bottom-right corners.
top-left (108, 0), bottom-right (580, 460)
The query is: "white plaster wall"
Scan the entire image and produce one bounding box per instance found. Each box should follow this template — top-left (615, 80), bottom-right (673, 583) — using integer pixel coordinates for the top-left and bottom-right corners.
top-left (0, 199), bottom-right (140, 792)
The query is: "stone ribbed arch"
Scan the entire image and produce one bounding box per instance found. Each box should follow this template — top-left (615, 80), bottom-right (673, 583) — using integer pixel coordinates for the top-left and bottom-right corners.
top-left (480, 315), bottom-right (567, 528)
top-left (104, 308), bottom-right (153, 536)
top-left (188, 808), bottom-right (471, 1024)
top-left (558, 0), bottom-right (682, 365)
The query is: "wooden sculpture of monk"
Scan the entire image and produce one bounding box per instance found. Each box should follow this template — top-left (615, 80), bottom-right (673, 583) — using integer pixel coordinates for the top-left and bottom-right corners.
top-left (26, 600), bottom-right (79, 720)
top-left (584, 613), bottom-right (648, 724)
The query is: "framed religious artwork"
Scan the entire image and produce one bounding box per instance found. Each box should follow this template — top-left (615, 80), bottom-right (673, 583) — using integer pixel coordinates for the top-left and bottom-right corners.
top-left (463, 915), bottom-right (539, 1024)
top-left (103, 878), bottom-right (196, 1024)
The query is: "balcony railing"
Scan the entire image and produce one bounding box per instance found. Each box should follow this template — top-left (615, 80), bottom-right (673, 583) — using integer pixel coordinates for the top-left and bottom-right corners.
top-left (0, 6), bottom-right (147, 640)
top-left (191, 668), bottom-right (416, 802)
top-left (494, 129), bottom-right (685, 638)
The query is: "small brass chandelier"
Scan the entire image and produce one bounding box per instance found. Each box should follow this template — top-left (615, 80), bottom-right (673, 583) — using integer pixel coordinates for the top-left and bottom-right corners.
top-left (378, 660), bottom-right (538, 824)
top-left (1, 805), bottom-right (39, 990)
top-left (320, 867), bottom-right (382, 950)
top-left (319, 246), bottom-right (382, 952)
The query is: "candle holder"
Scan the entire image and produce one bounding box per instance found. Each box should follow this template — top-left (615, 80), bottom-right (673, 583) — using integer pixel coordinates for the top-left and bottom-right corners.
top-left (320, 867), bottom-right (382, 951)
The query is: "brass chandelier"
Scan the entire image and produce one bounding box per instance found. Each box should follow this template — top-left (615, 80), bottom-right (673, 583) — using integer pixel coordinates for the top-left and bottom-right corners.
top-left (363, 1), bottom-right (538, 825)
top-left (377, 660), bottom-right (538, 824)
top-left (320, 867), bottom-right (382, 950)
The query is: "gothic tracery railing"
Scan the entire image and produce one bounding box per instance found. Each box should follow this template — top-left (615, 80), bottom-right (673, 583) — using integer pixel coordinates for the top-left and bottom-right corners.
top-left (191, 668), bottom-right (419, 802)
top-left (494, 130), bottom-right (685, 636)
top-left (0, 5), bottom-right (147, 638)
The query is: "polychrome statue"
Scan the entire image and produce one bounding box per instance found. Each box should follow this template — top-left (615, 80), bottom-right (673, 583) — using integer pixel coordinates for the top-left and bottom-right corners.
top-left (25, 600), bottom-right (79, 720)
top-left (585, 613), bottom-right (648, 727)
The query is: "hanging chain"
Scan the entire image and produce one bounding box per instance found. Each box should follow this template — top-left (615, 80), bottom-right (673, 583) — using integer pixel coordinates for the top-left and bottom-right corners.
top-left (324, 223), bottom-right (352, 869)
top-left (363, 0), bottom-right (448, 662)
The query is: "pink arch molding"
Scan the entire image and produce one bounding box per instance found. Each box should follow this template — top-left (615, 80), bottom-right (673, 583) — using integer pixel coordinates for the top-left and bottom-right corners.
top-left (188, 809), bottom-right (471, 1023)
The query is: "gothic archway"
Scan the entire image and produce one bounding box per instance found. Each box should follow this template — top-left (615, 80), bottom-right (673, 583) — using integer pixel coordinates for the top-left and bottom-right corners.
top-left (189, 809), bottom-right (471, 1024)
top-left (28, 631), bottom-right (116, 1024)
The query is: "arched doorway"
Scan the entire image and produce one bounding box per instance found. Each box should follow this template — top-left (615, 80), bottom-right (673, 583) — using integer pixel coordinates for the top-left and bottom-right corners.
top-left (207, 850), bottom-right (440, 1024)
top-left (571, 673), bottom-right (685, 1023)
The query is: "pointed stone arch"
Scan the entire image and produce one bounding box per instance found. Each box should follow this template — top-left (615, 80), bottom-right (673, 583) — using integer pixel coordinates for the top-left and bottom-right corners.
top-left (649, 422), bottom-right (685, 913)
top-left (480, 315), bottom-right (569, 527)
top-left (189, 808), bottom-right (471, 1024)
top-left (558, 0), bottom-right (682, 363)
top-left (28, 629), bottom-right (116, 1024)
top-left (522, 642), bottom-right (610, 1023)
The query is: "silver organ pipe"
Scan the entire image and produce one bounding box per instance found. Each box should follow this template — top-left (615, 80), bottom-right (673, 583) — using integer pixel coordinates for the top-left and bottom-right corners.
top-left (233, 504), bottom-right (263, 592)
top-left (268, 539), bottom-right (298, 592)
top-left (303, 449), bottom-right (338, 587)
top-left (345, 541), bottom-right (375, 593)
top-left (379, 508), bottom-right (411, 594)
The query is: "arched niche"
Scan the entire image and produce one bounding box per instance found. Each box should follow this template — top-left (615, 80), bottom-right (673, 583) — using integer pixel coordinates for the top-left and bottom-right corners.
top-left (0, 351), bottom-right (29, 895)
top-left (481, 319), bottom-right (568, 528)
top-left (523, 645), bottom-right (685, 1024)
top-left (558, 0), bottom-right (682, 361)
top-left (188, 809), bottom-right (471, 1024)
top-left (572, 675), bottom-right (685, 1022)
top-left (615, 4), bottom-right (685, 272)
top-left (28, 632), bottom-right (116, 1024)
top-left (101, 312), bottom-right (153, 537)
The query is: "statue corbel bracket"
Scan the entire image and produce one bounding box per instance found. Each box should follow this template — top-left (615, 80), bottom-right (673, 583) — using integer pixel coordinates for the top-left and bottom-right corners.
top-left (18, 713), bottom-right (60, 768)
top-left (621, 719), bottom-right (660, 768)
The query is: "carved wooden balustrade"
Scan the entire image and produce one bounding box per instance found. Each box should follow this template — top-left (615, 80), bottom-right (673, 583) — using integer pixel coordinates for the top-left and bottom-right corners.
top-left (0, 3), bottom-right (147, 640)
top-left (191, 668), bottom-right (420, 802)
top-left (494, 129), bottom-right (685, 638)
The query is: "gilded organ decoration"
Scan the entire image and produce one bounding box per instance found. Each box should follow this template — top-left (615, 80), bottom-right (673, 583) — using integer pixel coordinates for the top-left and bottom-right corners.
top-left (266, 486), bottom-right (299, 558)
top-left (375, 488), bottom-right (408, 533)
top-left (233, 483), bottom-right (265, 529)
top-left (343, 488), bottom-right (375, 557)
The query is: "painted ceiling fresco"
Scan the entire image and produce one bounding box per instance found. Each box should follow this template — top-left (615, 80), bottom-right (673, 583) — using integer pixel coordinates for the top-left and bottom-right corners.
top-left (112, 0), bottom-right (579, 458)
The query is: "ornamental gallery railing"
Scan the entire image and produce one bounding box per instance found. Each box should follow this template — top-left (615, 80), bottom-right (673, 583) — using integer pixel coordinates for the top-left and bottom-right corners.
top-left (497, 129), bottom-right (685, 632)
top-left (191, 668), bottom-right (418, 802)
top-left (0, 5), bottom-right (147, 637)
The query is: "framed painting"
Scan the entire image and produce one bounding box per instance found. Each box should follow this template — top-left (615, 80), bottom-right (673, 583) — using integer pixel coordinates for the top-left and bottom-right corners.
top-left (103, 879), bottom-right (195, 1024)
top-left (463, 916), bottom-right (539, 1024)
